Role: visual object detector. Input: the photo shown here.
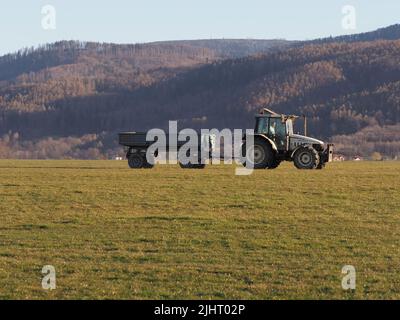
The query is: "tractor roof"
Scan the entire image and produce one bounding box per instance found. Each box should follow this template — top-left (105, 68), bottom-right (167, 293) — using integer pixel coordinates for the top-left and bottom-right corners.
top-left (256, 108), bottom-right (300, 121)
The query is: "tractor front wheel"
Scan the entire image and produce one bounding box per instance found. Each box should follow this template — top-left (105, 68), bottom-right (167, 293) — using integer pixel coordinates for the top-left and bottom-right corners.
top-left (316, 162), bottom-right (326, 170)
top-left (293, 146), bottom-right (320, 170)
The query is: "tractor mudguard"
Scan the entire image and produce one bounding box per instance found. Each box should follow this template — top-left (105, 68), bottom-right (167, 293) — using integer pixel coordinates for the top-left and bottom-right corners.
top-left (253, 134), bottom-right (278, 152)
top-left (291, 144), bottom-right (334, 162)
top-left (290, 145), bottom-right (311, 159)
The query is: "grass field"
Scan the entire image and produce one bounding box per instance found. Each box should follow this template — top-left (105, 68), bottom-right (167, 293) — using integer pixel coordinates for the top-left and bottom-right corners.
top-left (0, 160), bottom-right (399, 300)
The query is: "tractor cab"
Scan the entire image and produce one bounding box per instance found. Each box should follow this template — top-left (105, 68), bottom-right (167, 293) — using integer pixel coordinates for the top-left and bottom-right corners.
top-left (254, 109), bottom-right (295, 151)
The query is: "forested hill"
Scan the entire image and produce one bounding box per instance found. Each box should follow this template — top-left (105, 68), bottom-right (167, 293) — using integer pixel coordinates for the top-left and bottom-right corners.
top-left (309, 24), bottom-right (400, 44)
top-left (0, 39), bottom-right (291, 112)
top-left (1, 26), bottom-right (400, 159)
top-left (0, 39), bottom-right (290, 82)
top-left (152, 39), bottom-right (292, 58)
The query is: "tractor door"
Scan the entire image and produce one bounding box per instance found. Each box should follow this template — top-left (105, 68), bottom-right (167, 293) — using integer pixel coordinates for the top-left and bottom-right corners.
top-left (268, 118), bottom-right (287, 150)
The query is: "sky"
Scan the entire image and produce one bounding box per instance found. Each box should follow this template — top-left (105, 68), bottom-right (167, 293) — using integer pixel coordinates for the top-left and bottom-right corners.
top-left (0, 0), bottom-right (399, 55)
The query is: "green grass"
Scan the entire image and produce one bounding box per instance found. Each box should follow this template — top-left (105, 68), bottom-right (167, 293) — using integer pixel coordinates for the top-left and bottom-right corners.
top-left (0, 160), bottom-right (399, 299)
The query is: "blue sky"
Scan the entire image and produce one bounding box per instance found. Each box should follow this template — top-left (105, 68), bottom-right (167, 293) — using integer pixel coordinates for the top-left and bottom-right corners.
top-left (0, 0), bottom-right (399, 55)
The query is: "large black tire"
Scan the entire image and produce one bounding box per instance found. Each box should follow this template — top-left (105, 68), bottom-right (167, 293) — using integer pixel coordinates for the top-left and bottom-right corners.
top-left (179, 162), bottom-right (191, 169)
top-left (143, 154), bottom-right (155, 169)
top-left (128, 154), bottom-right (144, 169)
top-left (316, 161), bottom-right (326, 170)
top-left (178, 147), bottom-right (205, 169)
top-left (242, 139), bottom-right (275, 169)
top-left (179, 162), bottom-right (206, 169)
top-left (293, 146), bottom-right (320, 170)
top-left (268, 159), bottom-right (281, 170)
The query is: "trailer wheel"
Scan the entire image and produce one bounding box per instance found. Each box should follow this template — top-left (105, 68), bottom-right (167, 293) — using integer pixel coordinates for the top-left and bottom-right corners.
top-left (293, 146), bottom-right (320, 170)
top-left (192, 164), bottom-right (206, 169)
top-left (179, 162), bottom-right (206, 169)
top-left (143, 154), bottom-right (155, 169)
top-left (143, 162), bottom-right (154, 169)
top-left (179, 162), bottom-right (192, 169)
top-left (128, 154), bottom-right (144, 169)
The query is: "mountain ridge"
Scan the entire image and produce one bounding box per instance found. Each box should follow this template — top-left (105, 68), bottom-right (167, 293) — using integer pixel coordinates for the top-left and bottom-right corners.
top-left (1, 25), bottom-right (400, 159)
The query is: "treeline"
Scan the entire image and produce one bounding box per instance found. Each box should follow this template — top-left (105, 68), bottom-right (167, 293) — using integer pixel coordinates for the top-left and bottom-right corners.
top-left (0, 131), bottom-right (119, 159)
top-left (158, 39), bottom-right (291, 58)
top-left (306, 24), bottom-right (400, 45)
top-left (0, 40), bottom-right (219, 77)
top-left (332, 125), bottom-right (400, 159)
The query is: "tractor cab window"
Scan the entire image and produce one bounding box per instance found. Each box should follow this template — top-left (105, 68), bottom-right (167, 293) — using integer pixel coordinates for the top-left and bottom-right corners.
top-left (256, 117), bottom-right (269, 134)
top-left (269, 118), bottom-right (286, 149)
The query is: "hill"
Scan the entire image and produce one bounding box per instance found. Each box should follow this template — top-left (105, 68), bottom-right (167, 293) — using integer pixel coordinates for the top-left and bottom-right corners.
top-left (309, 24), bottom-right (400, 44)
top-left (154, 39), bottom-right (292, 58)
top-left (0, 39), bottom-right (290, 113)
top-left (1, 27), bottom-right (400, 159)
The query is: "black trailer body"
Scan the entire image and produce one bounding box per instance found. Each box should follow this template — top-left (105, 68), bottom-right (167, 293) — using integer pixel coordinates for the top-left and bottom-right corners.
top-left (118, 132), bottom-right (214, 169)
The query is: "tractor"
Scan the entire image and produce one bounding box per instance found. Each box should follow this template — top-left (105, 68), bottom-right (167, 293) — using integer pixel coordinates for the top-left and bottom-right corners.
top-left (243, 108), bottom-right (333, 169)
top-left (119, 108), bottom-right (333, 170)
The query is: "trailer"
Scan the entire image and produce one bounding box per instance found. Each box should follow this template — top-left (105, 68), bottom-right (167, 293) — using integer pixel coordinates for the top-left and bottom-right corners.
top-left (118, 132), bottom-right (214, 169)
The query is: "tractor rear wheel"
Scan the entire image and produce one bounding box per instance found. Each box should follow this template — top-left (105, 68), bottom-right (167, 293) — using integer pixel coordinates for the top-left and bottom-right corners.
top-left (242, 140), bottom-right (275, 169)
top-left (293, 146), bottom-right (320, 170)
top-left (268, 159), bottom-right (281, 170)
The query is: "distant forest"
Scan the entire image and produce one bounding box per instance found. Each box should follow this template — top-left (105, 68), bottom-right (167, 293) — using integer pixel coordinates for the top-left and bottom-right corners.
top-left (1, 25), bottom-right (400, 159)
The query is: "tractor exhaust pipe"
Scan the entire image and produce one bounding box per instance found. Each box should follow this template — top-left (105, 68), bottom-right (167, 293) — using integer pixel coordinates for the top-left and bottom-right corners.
top-left (303, 115), bottom-right (308, 136)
